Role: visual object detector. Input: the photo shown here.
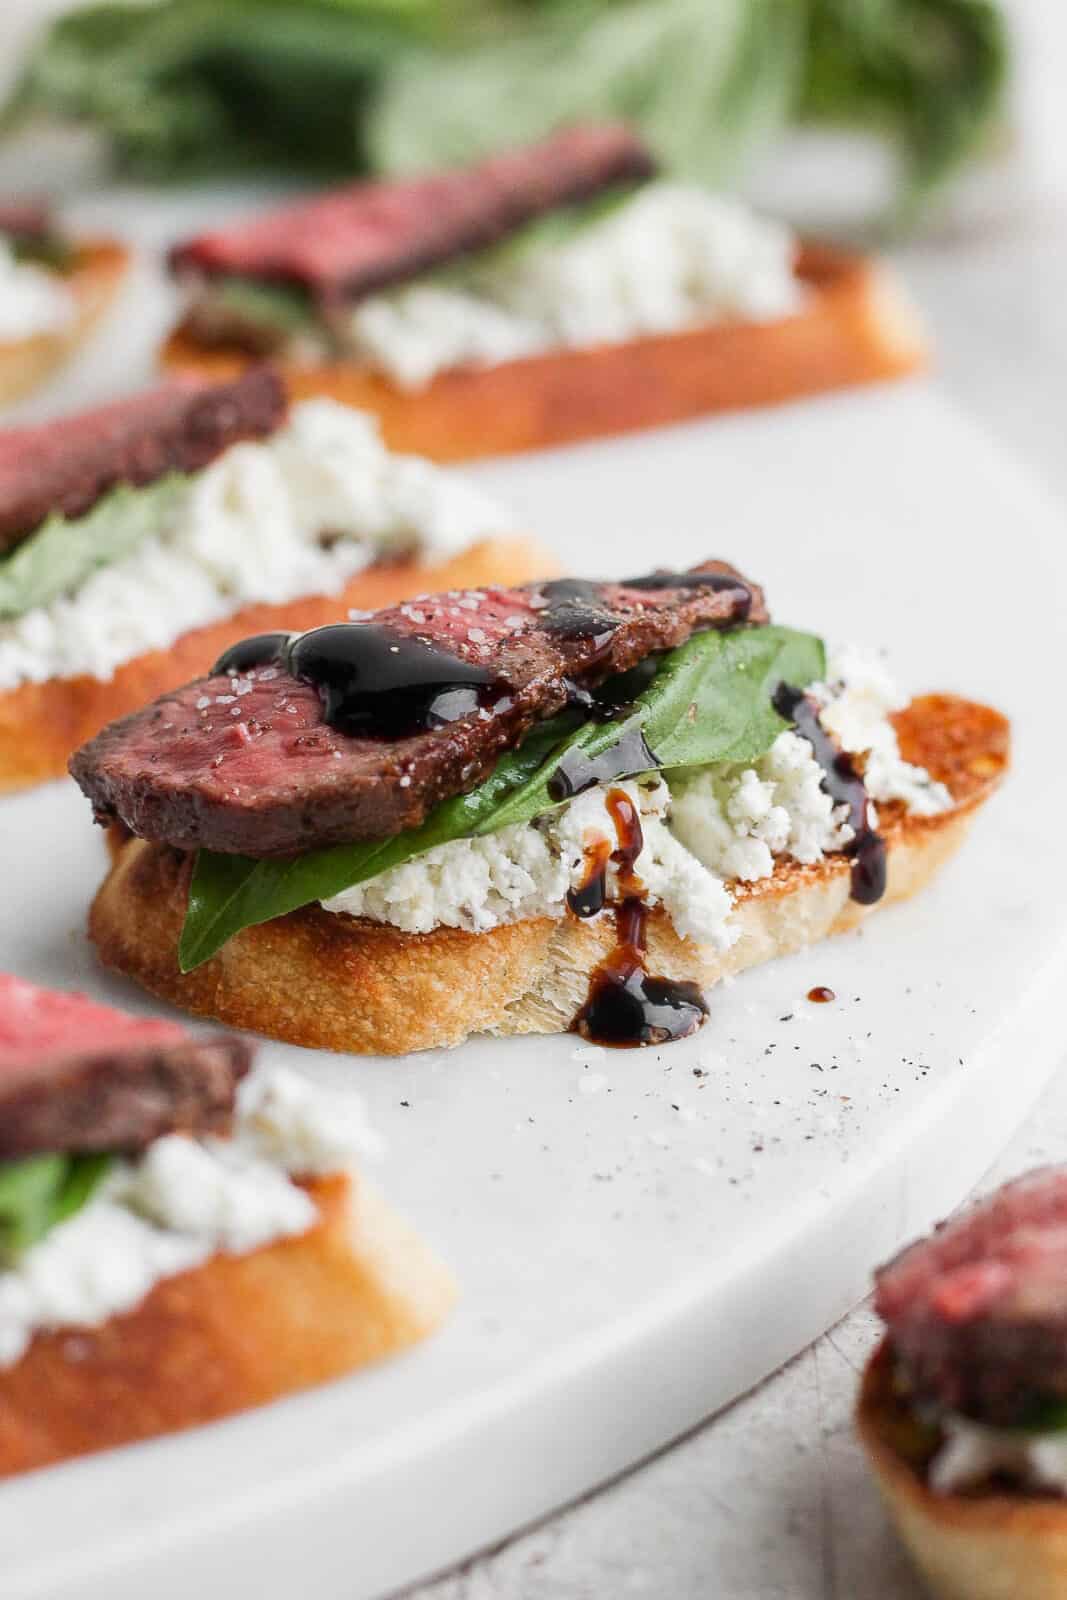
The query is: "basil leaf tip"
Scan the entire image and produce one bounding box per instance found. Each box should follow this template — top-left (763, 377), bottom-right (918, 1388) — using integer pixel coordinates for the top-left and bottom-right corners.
top-left (0, 1152), bottom-right (114, 1263)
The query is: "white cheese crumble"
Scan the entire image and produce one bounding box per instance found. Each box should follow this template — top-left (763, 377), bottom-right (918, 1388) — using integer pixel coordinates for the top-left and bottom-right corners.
top-left (323, 775), bottom-right (736, 950)
top-left (670, 729), bottom-right (853, 883)
top-left (0, 238), bottom-right (75, 341)
top-left (0, 1063), bottom-right (381, 1368)
top-left (931, 1415), bottom-right (1067, 1496)
top-left (321, 651), bottom-right (950, 943)
top-left (343, 183), bottom-right (803, 390)
top-left (0, 399), bottom-right (511, 689)
top-left (813, 646), bottom-right (952, 815)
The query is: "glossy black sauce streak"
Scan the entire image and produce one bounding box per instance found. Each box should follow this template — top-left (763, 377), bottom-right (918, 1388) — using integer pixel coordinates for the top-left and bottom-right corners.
top-left (773, 683), bottom-right (887, 906)
top-left (573, 898), bottom-right (708, 1047)
top-left (566, 837), bottom-right (612, 919)
top-left (621, 568), bottom-right (754, 619)
top-left (283, 622), bottom-right (501, 739)
top-left (570, 786), bottom-right (709, 1046)
top-left (538, 579), bottom-right (619, 653)
top-left (549, 721), bottom-right (656, 803)
top-left (211, 631), bottom-right (291, 676)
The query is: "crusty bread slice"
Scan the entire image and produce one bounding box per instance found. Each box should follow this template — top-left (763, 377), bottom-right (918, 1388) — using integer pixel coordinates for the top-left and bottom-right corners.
top-left (161, 245), bottom-right (926, 461)
top-left (857, 1336), bottom-right (1067, 1600)
top-left (88, 694), bottom-right (1008, 1055)
top-left (0, 535), bottom-right (555, 794)
top-left (0, 1170), bottom-right (455, 1477)
top-left (0, 240), bottom-right (129, 409)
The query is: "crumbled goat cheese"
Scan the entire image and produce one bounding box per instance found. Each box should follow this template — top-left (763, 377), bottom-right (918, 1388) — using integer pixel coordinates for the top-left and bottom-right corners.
top-left (812, 645), bottom-right (952, 815)
top-left (323, 775), bottom-right (736, 949)
top-left (931, 1415), bottom-right (1067, 1496)
top-left (0, 1064), bottom-right (379, 1368)
top-left (323, 653), bottom-right (950, 942)
top-left (0, 399), bottom-right (510, 689)
top-left (236, 1064), bottom-right (385, 1174)
top-left (670, 730), bottom-right (853, 882)
top-left (0, 238), bottom-right (75, 340)
top-left (344, 183), bottom-right (802, 390)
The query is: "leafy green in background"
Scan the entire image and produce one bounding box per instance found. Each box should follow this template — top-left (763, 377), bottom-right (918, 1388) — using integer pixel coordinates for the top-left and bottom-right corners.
top-left (3, 1), bottom-right (437, 180)
top-left (0, 1153), bottom-right (113, 1262)
top-left (0, 474), bottom-right (188, 621)
top-left (2, 0), bottom-right (1008, 220)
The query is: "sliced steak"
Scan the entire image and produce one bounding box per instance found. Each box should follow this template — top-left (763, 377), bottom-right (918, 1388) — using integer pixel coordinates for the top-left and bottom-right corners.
top-left (170, 123), bottom-right (656, 304)
top-left (70, 562), bottom-right (765, 857)
top-left (0, 366), bottom-right (285, 554)
top-left (875, 1168), bottom-right (1067, 1426)
top-left (0, 200), bottom-right (53, 244)
top-left (0, 974), bottom-right (252, 1157)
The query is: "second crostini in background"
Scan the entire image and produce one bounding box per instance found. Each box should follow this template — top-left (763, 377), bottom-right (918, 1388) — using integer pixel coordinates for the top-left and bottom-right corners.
top-left (859, 1168), bottom-right (1067, 1600)
top-left (0, 367), bottom-right (553, 793)
top-left (0, 200), bottom-right (128, 410)
top-left (162, 125), bottom-right (926, 460)
top-left (0, 972), bottom-right (454, 1478)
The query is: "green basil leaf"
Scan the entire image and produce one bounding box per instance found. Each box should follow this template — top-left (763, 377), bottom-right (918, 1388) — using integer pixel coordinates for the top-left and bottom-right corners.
top-left (0, 1152), bottom-right (113, 1262)
top-left (179, 623), bottom-right (824, 971)
top-left (205, 276), bottom-right (317, 343)
top-left (0, 474), bottom-right (189, 622)
top-left (646, 624), bottom-right (826, 770)
top-left (179, 710), bottom-right (580, 971)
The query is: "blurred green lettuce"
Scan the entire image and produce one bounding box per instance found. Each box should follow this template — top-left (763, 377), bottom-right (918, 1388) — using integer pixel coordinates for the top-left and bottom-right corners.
top-left (3, 0), bottom-right (1007, 217)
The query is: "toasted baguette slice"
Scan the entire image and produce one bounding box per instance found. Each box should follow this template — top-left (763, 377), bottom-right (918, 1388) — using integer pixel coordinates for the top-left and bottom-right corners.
top-left (88, 694), bottom-right (1008, 1056)
top-left (0, 1170), bottom-right (455, 1477)
top-left (162, 245), bottom-right (926, 462)
top-left (857, 1337), bottom-right (1067, 1600)
top-left (0, 240), bottom-right (129, 409)
top-left (0, 535), bottom-right (554, 794)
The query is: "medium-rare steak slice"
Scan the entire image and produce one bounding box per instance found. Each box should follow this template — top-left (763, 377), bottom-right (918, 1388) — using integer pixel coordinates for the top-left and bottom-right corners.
top-left (875, 1168), bottom-right (1067, 1426)
top-left (0, 367), bottom-right (285, 554)
top-left (70, 562), bottom-right (764, 857)
top-left (170, 123), bottom-right (656, 305)
top-left (0, 974), bottom-right (252, 1157)
top-left (0, 201), bottom-right (52, 244)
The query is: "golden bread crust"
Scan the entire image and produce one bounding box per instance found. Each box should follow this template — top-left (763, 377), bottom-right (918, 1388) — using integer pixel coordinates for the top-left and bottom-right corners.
top-left (0, 240), bottom-right (129, 408)
top-left (0, 536), bottom-right (555, 793)
top-left (87, 694), bottom-right (1009, 1055)
top-left (857, 1338), bottom-right (1067, 1600)
top-left (0, 1172), bottom-right (456, 1478)
top-left (161, 246), bottom-right (927, 461)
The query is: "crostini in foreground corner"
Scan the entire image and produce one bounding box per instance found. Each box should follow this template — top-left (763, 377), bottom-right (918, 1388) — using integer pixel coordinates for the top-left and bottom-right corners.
top-left (163, 124), bottom-right (925, 460)
top-left (0, 200), bottom-right (128, 408)
top-left (70, 561), bottom-right (1008, 1055)
top-left (858, 1169), bottom-right (1067, 1600)
top-left (0, 367), bottom-right (551, 792)
top-left (0, 973), bottom-right (453, 1477)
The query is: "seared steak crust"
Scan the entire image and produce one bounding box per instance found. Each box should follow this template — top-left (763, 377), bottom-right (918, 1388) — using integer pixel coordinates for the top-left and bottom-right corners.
top-left (0, 1036), bottom-right (252, 1158)
top-left (875, 1168), bottom-right (1067, 1426)
top-left (0, 367), bottom-right (284, 554)
top-left (0, 201), bottom-right (53, 243)
top-left (70, 562), bottom-right (764, 857)
top-left (170, 124), bottom-right (656, 304)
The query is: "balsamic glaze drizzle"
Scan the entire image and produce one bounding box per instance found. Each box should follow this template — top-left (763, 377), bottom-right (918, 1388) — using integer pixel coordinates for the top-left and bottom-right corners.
top-left (549, 722), bottom-right (657, 803)
top-left (570, 785), bottom-right (709, 1047)
top-left (574, 898), bottom-right (708, 1047)
top-left (211, 632), bottom-right (291, 676)
top-left (538, 579), bottom-right (619, 651)
top-left (773, 683), bottom-right (887, 906)
top-left (621, 569), bottom-right (754, 620)
top-left (215, 622), bottom-right (502, 740)
top-left (288, 624), bottom-right (501, 738)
